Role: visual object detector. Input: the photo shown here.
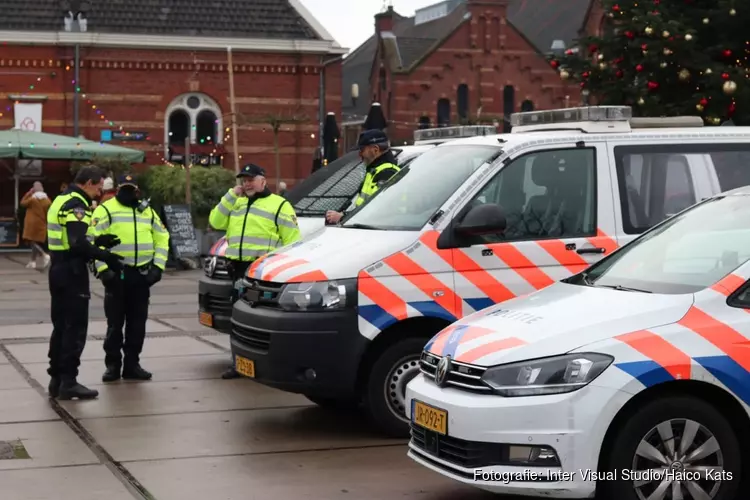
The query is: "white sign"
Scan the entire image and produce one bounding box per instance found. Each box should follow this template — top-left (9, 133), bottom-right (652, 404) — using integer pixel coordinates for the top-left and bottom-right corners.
top-left (13, 102), bottom-right (43, 177)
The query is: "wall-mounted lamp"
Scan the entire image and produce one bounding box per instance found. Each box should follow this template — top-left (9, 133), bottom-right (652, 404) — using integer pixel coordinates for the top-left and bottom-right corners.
top-left (351, 83), bottom-right (359, 107)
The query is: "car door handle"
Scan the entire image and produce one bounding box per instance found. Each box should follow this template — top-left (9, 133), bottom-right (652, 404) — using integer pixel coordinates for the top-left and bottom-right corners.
top-left (577, 247), bottom-right (606, 255)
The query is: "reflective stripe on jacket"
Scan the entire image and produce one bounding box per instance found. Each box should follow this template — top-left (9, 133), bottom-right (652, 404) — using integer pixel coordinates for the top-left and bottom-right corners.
top-left (46, 191), bottom-right (91, 251)
top-left (208, 189), bottom-right (301, 262)
top-left (355, 161), bottom-right (400, 207)
top-left (89, 198), bottom-right (171, 272)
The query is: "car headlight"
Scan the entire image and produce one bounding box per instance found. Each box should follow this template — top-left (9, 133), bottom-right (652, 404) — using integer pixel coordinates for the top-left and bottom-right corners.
top-left (203, 256), bottom-right (217, 277)
top-left (277, 279), bottom-right (356, 311)
top-left (204, 256), bottom-right (231, 279)
top-left (480, 353), bottom-right (613, 397)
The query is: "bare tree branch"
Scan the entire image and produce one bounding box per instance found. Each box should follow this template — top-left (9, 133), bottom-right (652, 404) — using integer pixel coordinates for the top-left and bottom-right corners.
top-left (236, 108), bottom-right (309, 187)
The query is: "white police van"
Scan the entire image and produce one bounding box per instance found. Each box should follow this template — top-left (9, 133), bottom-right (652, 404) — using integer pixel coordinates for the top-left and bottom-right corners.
top-left (229, 106), bottom-right (750, 438)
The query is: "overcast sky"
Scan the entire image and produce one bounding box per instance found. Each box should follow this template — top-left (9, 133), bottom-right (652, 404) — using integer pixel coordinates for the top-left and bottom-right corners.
top-left (300, 0), bottom-right (437, 53)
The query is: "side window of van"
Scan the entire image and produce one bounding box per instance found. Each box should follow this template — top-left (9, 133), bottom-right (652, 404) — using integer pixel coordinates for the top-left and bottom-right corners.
top-left (469, 148), bottom-right (597, 243)
top-left (710, 151), bottom-right (750, 191)
top-left (615, 148), bottom-right (698, 234)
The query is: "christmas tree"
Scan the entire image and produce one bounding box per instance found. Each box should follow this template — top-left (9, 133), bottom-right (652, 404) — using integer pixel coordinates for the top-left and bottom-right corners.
top-left (549, 0), bottom-right (748, 125)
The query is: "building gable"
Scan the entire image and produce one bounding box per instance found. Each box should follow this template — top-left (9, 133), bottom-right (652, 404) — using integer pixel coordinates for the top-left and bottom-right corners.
top-left (343, 0), bottom-right (592, 123)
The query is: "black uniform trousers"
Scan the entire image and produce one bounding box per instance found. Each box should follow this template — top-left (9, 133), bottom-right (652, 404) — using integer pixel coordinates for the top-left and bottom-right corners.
top-left (47, 254), bottom-right (90, 381)
top-left (226, 260), bottom-right (252, 371)
top-left (102, 265), bottom-right (151, 369)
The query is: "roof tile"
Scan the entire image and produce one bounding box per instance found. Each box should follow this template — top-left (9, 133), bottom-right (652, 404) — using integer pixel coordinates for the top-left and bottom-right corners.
top-left (0, 0), bottom-right (321, 39)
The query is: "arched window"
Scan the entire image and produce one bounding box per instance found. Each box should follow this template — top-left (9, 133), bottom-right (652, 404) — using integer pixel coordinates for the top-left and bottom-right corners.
top-left (457, 84), bottom-right (469, 122)
top-left (163, 92), bottom-right (223, 156)
top-left (521, 99), bottom-right (534, 112)
top-left (196, 109), bottom-right (218, 144)
top-left (502, 85), bottom-right (515, 132)
top-left (437, 98), bottom-right (451, 127)
top-left (168, 109), bottom-right (189, 146)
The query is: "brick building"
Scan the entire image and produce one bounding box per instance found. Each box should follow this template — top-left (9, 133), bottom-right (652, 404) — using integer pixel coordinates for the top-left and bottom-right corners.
top-left (341, 0), bottom-right (603, 148)
top-left (0, 0), bottom-right (345, 218)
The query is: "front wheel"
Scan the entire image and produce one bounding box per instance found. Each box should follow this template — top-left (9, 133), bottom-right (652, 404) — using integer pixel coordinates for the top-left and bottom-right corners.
top-left (363, 338), bottom-right (426, 438)
top-left (600, 396), bottom-right (742, 500)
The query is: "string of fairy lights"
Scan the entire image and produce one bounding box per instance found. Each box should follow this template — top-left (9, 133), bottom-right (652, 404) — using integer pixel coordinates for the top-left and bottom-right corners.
top-left (4, 62), bottom-right (494, 169)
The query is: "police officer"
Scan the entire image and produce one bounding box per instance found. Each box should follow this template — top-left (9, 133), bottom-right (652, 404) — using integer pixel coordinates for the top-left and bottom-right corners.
top-left (208, 164), bottom-right (301, 378)
top-left (325, 129), bottom-right (400, 224)
top-left (46, 166), bottom-right (124, 400)
top-left (90, 174), bottom-right (170, 382)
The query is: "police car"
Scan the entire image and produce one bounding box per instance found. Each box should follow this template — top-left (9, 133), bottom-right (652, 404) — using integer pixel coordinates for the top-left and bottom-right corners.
top-left (228, 105), bottom-right (750, 438)
top-left (406, 185), bottom-right (750, 500)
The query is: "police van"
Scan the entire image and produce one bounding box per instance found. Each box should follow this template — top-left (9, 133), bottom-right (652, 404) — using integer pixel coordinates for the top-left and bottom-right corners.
top-left (228, 106), bottom-right (750, 437)
top-left (406, 186), bottom-right (750, 500)
top-left (197, 125), bottom-right (494, 333)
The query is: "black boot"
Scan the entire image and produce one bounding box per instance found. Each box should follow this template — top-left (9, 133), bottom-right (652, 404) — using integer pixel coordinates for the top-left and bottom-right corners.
top-left (58, 379), bottom-right (99, 400)
top-left (48, 377), bottom-right (60, 398)
top-left (122, 364), bottom-right (152, 380)
top-left (102, 365), bottom-right (121, 382)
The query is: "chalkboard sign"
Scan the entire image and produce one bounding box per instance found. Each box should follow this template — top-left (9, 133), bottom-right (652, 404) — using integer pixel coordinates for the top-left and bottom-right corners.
top-left (0, 218), bottom-right (20, 248)
top-left (161, 205), bottom-right (200, 259)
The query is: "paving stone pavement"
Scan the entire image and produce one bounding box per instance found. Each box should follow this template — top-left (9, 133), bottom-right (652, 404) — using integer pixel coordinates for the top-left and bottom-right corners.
top-left (0, 255), bottom-right (504, 500)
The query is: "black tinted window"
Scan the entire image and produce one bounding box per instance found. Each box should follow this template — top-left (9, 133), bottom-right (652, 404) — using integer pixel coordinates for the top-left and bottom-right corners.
top-left (291, 151), bottom-right (365, 214)
top-left (710, 150), bottom-right (750, 191)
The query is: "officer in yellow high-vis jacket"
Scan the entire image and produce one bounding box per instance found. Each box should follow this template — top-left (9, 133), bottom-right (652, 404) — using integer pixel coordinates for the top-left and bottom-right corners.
top-left (325, 129), bottom-right (400, 224)
top-left (89, 174), bottom-right (170, 383)
top-left (46, 166), bottom-right (124, 401)
top-left (209, 163), bottom-right (301, 378)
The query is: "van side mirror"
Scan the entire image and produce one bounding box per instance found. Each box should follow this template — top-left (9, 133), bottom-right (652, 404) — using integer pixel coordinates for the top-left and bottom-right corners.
top-left (454, 203), bottom-right (507, 236)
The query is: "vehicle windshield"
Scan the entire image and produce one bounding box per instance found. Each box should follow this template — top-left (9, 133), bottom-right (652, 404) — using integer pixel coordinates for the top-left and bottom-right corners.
top-left (342, 145), bottom-right (502, 230)
top-left (575, 194), bottom-right (750, 294)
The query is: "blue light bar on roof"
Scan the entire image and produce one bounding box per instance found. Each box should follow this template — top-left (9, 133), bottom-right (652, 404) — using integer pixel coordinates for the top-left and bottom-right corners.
top-left (413, 125), bottom-right (497, 142)
top-left (510, 106), bottom-right (633, 128)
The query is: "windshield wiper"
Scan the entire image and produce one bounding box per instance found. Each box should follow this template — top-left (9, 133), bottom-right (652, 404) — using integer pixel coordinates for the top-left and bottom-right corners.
top-left (596, 284), bottom-right (652, 293)
top-left (343, 223), bottom-right (382, 230)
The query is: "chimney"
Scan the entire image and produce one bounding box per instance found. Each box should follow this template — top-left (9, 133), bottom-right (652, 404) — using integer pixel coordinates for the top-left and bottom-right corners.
top-left (375, 5), bottom-right (396, 33)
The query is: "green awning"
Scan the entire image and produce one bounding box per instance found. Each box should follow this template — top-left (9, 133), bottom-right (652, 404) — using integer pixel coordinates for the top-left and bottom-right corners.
top-left (0, 129), bottom-right (145, 162)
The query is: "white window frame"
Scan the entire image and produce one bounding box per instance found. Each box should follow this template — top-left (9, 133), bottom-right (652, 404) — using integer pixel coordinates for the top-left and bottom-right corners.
top-left (164, 92), bottom-right (224, 156)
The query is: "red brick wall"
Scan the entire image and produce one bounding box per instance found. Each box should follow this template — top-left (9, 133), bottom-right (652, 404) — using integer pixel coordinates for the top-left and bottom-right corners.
top-left (582, 0), bottom-right (605, 38)
top-left (371, 4), bottom-right (580, 143)
top-left (0, 44), bottom-right (342, 202)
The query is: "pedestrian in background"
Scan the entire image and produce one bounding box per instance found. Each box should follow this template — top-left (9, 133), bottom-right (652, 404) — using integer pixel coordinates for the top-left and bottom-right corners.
top-left (208, 164), bottom-right (301, 379)
top-left (46, 166), bottom-right (124, 400)
top-left (20, 181), bottom-right (51, 269)
top-left (90, 174), bottom-right (170, 382)
top-left (278, 181), bottom-right (288, 198)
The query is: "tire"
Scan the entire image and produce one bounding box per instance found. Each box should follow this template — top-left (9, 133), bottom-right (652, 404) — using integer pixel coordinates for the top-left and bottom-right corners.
top-left (599, 396), bottom-right (741, 500)
top-left (363, 337), bottom-right (426, 438)
top-left (304, 395), bottom-right (360, 412)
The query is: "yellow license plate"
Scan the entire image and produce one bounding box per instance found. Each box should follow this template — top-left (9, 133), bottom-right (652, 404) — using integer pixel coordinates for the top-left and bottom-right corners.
top-left (235, 355), bottom-right (255, 378)
top-left (412, 400), bottom-right (448, 435)
top-left (199, 311), bottom-right (213, 327)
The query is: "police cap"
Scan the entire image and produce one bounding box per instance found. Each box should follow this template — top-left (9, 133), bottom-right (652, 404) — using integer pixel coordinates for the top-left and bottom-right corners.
top-left (357, 129), bottom-right (389, 148)
top-left (237, 163), bottom-right (266, 178)
top-left (117, 174), bottom-right (139, 189)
